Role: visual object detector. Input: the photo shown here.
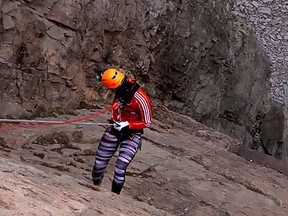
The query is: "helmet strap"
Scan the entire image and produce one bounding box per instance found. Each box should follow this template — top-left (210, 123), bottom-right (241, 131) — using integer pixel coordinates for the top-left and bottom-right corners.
top-left (115, 78), bottom-right (140, 106)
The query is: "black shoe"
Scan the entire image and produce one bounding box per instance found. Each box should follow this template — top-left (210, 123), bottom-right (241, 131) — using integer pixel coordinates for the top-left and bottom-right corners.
top-left (92, 171), bottom-right (104, 185)
top-left (93, 178), bottom-right (102, 186)
top-left (111, 180), bottom-right (123, 195)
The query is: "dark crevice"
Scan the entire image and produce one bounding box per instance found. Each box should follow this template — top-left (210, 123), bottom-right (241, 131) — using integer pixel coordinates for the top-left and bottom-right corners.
top-left (46, 18), bottom-right (78, 32)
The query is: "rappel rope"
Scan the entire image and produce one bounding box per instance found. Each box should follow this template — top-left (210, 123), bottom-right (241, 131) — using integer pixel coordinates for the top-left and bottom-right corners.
top-left (0, 106), bottom-right (113, 132)
top-left (0, 119), bottom-right (112, 125)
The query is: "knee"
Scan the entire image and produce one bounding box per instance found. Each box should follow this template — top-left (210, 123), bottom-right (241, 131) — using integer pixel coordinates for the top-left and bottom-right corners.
top-left (115, 159), bottom-right (128, 172)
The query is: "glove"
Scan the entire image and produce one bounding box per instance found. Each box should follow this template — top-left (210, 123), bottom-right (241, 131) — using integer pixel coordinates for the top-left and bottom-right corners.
top-left (112, 102), bottom-right (119, 110)
top-left (113, 121), bottom-right (129, 131)
top-left (112, 100), bottom-right (124, 110)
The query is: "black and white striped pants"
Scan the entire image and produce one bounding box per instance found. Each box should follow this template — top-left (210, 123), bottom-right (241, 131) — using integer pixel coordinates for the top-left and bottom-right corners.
top-left (92, 126), bottom-right (142, 194)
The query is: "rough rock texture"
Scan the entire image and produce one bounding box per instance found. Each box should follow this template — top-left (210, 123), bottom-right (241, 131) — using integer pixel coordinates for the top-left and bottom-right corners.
top-left (0, 157), bottom-right (169, 216)
top-left (1, 1), bottom-right (288, 215)
top-left (149, 1), bottom-right (271, 146)
top-left (0, 0), bottom-right (273, 146)
top-left (231, 0), bottom-right (288, 162)
top-left (0, 108), bottom-right (288, 216)
top-left (259, 104), bottom-right (286, 158)
top-left (233, 0), bottom-right (288, 104)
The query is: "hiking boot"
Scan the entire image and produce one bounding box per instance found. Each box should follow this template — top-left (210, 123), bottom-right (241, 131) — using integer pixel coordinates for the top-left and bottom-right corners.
top-left (92, 169), bottom-right (104, 185)
top-left (111, 180), bottom-right (123, 195)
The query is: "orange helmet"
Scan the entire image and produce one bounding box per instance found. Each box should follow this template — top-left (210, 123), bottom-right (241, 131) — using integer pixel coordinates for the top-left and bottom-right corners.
top-left (101, 68), bottom-right (125, 89)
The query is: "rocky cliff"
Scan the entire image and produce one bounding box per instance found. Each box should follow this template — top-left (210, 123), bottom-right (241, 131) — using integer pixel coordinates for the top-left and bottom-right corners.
top-left (1, 1), bottom-right (288, 215)
top-left (0, 1), bottom-right (283, 154)
top-left (0, 108), bottom-right (288, 216)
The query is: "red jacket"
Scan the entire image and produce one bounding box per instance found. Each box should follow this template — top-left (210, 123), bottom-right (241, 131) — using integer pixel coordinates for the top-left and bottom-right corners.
top-left (112, 81), bottom-right (152, 130)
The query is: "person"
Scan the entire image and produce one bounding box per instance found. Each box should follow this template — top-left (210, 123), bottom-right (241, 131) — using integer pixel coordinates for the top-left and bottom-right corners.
top-left (92, 68), bottom-right (152, 194)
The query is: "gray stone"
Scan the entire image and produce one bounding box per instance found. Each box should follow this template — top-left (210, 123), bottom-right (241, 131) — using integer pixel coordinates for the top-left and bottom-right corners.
top-left (2, 14), bottom-right (14, 30)
top-left (0, 0), bottom-right (276, 150)
top-left (0, 1), bottom-right (17, 13)
top-left (260, 104), bottom-right (286, 160)
top-left (251, 1), bottom-right (259, 8)
top-left (0, 102), bottom-right (29, 118)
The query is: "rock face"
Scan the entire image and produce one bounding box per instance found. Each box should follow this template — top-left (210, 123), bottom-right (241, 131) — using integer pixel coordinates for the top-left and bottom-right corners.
top-left (233, 0), bottom-right (288, 104)
top-left (0, 1), bottom-right (276, 146)
top-left (257, 103), bottom-right (288, 162)
top-left (0, 108), bottom-right (288, 216)
top-left (148, 1), bottom-right (271, 145)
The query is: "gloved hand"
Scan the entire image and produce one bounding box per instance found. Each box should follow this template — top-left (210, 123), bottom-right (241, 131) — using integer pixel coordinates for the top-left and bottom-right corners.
top-left (113, 121), bottom-right (129, 131)
top-left (112, 100), bottom-right (124, 110)
top-left (112, 102), bottom-right (119, 110)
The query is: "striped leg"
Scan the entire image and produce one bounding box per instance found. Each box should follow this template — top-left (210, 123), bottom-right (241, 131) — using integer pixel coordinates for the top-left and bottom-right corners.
top-left (92, 127), bottom-right (119, 185)
top-left (112, 133), bottom-right (142, 194)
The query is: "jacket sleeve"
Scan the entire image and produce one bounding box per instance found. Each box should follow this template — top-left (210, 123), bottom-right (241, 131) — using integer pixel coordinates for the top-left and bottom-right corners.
top-left (111, 98), bottom-right (118, 122)
top-left (129, 91), bottom-right (152, 130)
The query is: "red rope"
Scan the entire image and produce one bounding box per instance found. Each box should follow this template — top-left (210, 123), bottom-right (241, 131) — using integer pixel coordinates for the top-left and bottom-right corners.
top-left (0, 106), bottom-right (113, 132)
